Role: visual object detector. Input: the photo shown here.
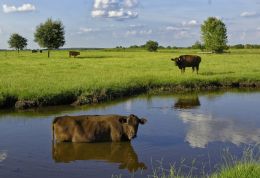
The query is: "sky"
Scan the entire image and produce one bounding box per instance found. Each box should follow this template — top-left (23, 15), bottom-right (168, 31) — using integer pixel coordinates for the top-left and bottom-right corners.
top-left (0, 0), bottom-right (260, 49)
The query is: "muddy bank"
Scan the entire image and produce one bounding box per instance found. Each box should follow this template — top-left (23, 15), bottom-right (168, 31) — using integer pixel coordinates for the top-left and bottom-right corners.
top-left (1, 81), bottom-right (260, 110)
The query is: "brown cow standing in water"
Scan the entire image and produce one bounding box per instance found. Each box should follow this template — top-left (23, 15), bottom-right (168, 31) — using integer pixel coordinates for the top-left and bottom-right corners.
top-left (171, 55), bottom-right (201, 74)
top-left (53, 114), bottom-right (147, 143)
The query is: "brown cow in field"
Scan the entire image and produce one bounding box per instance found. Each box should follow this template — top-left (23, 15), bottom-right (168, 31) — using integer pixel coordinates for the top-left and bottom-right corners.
top-left (52, 142), bottom-right (147, 172)
top-left (53, 114), bottom-right (147, 143)
top-left (171, 55), bottom-right (201, 74)
top-left (69, 51), bottom-right (80, 58)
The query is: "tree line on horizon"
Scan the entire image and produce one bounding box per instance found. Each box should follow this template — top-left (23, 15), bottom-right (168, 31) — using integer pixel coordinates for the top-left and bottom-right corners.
top-left (8, 18), bottom-right (65, 58)
top-left (5, 17), bottom-right (260, 57)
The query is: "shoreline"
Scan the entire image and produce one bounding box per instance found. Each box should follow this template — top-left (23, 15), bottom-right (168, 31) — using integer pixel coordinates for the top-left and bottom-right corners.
top-left (1, 81), bottom-right (260, 110)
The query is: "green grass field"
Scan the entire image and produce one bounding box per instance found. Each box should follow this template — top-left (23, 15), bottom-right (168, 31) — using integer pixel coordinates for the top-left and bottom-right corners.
top-left (0, 49), bottom-right (260, 108)
top-left (149, 163), bottom-right (260, 178)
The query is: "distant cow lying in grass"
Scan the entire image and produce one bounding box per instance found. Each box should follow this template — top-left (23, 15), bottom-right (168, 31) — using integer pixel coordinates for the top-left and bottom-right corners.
top-left (53, 114), bottom-right (147, 143)
top-left (171, 55), bottom-right (201, 74)
top-left (69, 51), bottom-right (80, 58)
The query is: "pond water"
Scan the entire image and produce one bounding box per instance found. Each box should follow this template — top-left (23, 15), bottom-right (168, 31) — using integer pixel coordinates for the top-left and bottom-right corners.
top-left (0, 91), bottom-right (260, 178)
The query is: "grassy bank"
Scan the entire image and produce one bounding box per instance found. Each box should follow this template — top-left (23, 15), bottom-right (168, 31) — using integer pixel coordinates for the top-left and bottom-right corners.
top-left (0, 49), bottom-right (260, 108)
top-left (211, 163), bottom-right (260, 178)
top-left (148, 163), bottom-right (260, 178)
top-left (145, 146), bottom-right (260, 178)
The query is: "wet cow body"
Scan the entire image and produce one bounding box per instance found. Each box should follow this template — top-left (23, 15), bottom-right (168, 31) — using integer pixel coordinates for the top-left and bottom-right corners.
top-left (53, 114), bottom-right (147, 143)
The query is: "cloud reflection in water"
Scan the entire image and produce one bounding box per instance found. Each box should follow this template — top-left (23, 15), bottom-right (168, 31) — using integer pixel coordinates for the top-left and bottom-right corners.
top-left (0, 150), bottom-right (7, 163)
top-left (179, 111), bottom-right (260, 148)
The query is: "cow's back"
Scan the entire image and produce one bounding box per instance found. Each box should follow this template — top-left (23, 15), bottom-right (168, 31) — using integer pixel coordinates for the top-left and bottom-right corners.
top-left (181, 55), bottom-right (201, 64)
top-left (53, 115), bottom-right (124, 142)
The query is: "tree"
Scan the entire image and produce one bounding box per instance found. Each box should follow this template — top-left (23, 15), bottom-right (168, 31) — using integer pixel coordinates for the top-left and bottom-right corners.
top-left (231, 44), bottom-right (244, 49)
top-left (34, 18), bottom-right (65, 58)
top-left (191, 41), bottom-right (204, 50)
top-left (201, 17), bottom-right (228, 53)
top-left (8, 33), bottom-right (27, 53)
top-left (145, 40), bottom-right (159, 52)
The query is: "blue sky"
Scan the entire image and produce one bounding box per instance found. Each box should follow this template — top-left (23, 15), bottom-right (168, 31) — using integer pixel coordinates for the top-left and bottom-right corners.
top-left (0, 0), bottom-right (260, 49)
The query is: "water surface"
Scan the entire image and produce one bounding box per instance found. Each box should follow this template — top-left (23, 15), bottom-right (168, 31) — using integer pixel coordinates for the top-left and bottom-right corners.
top-left (0, 91), bottom-right (260, 177)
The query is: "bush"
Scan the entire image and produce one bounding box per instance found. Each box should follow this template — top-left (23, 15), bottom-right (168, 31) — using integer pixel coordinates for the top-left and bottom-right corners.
top-left (145, 40), bottom-right (159, 52)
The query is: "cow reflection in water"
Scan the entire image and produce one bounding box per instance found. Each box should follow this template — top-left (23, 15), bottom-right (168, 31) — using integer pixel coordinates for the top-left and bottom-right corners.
top-left (174, 96), bottom-right (200, 109)
top-left (52, 142), bottom-right (147, 172)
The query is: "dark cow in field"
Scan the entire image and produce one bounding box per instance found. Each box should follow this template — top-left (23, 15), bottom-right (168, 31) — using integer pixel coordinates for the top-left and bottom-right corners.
top-left (171, 55), bottom-right (201, 74)
top-left (52, 142), bottom-right (147, 172)
top-left (53, 114), bottom-right (147, 143)
top-left (32, 49), bottom-right (43, 53)
top-left (69, 51), bottom-right (80, 58)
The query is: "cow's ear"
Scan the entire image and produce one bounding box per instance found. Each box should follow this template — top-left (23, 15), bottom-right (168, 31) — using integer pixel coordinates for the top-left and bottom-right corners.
top-left (119, 117), bottom-right (127, 124)
top-left (129, 114), bottom-right (136, 118)
top-left (139, 118), bottom-right (147, 125)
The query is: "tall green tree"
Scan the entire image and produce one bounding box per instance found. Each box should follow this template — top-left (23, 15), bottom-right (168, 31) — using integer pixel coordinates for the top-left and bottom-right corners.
top-left (8, 33), bottom-right (27, 53)
top-left (34, 18), bottom-right (65, 58)
top-left (145, 40), bottom-right (159, 52)
top-left (201, 17), bottom-right (228, 53)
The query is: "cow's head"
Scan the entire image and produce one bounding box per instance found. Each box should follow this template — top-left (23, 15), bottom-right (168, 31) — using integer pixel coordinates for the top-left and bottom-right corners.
top-left (119, 114), bottom-right (147, 140)
top-left (171, 57), bottom-right (181, 66)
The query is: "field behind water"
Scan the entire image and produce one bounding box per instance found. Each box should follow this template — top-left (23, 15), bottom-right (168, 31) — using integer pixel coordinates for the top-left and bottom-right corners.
top-left (0, 49), bottom-right (260, 106)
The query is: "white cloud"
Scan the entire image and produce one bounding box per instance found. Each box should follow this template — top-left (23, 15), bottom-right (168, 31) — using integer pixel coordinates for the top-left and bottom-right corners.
top-left (182, 20), bottom-right (199, 27)
top-left (107, 9), bottom-right (137, 18)
top-left (129, 24), bottom-right (145, 28)
top-left (139, 29), bottom-right (152, 35)
top-left (126, 30), bottom-right (137, 36)
top-left (166, 26), bottom-right (189, 31)
top-left (176, 31), bottom-right (191, 39)
top-left (126, 29), bottom-right (152, 36)
top-left (240, 31), bottom-right (247, 40)
top-left (124, 0), bottom-right (139, 8)
top-left (257, 27), bottom-right (260, 31)
top-left (165, 20), bottom-right (198, 33)
top-left (92, 0), bottom-right (139, 20)
top-left (163, 25), bottom-right (196, 40)
top-left (3, 4), bottom-right (36, 13)
top-left (240, 11), bottom-right (257, 17)
top-left (78, 27), bottom-right (99, 34)
top-left (166, 26), bottom-right (180, 31)
top-left (215, 16), bottom-right (223, 20)
top-left (92, 10), bottom-right (106, 17)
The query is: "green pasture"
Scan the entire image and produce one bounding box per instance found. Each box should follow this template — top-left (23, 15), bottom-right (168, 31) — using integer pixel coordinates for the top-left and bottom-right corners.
top-left (0, 49), bottom-right (260, 107)
top-left (149, 163), bottom-right (260, 178)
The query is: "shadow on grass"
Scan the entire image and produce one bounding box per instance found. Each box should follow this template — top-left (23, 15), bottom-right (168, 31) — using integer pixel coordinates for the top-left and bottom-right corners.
top-left (73, 56), bottom-right (115, 59)
top-left (200, 71), bottom-right (235, 76)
